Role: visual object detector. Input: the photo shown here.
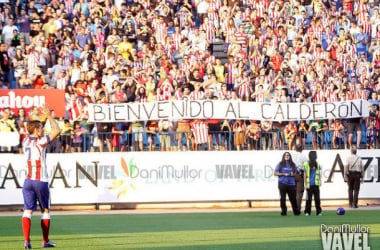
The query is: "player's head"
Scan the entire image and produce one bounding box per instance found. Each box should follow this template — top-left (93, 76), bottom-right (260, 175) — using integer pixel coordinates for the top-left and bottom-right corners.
top-left (27, 120), bottom-right (43, 136)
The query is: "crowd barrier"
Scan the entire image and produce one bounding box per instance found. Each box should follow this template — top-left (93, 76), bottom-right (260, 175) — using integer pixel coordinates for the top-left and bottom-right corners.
top-left (0, 128), bottom-right (369, 153)
top-left (1, 150), bottom-right (379, 205)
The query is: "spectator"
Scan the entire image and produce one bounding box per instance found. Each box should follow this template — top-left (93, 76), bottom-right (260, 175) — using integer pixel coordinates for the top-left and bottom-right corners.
top-left (233, 119), bottom-right (246, 151)
top-left (246, 120), bottom-right (260, 150)
top-left (191, 119), bottom-right (208, 151)
top-left (111, 123), bottom-right (124, 152)
top-left (17, 8), bottom-right (31, 45)
top-left (219, 119), bottom-right (232, 151)
top-left (60, 119), bottom-right (74, 153)
top-left (0, 107), bottom-right (18, 132)
top-left (330, 119), bottom-right (345, 149)
top-left (72, 120), bottom-right (88, 152)
top-left (284, 121), bottom-right (298, 150)
top-left (158, 119), bottom-right (172, 152)
top-left (207, 118), bottom-right (221, 150)
top-left (0, 0), bottom-right (377, 153)
top-left (146, 120), bottom-right (159, 151)
top-left (308, 119), bottom-right (328, 150)
top-left (75, 27), bottom-right (92, 51)
top-left (296, 120), bottom-right (309, 150)
top-left (0, 43), bottom-right (11, 87)
top-left (2, 18), bottom-right (19, 44)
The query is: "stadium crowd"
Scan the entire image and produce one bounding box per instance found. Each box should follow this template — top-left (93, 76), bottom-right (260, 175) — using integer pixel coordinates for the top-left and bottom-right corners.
top-left (0, 0), bottom-right (380, 153)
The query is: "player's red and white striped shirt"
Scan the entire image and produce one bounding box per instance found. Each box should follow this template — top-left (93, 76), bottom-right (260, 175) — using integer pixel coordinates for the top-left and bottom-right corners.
top-left (201, 21), bottom-right (216, 44)
top-left (361, 21), bottom-right (372, 35)
top-left (352, 88), bottom-right (367, 100)
top-left (298, 64), bottom-right (307, 74)
top-left (172, 32), bottom-right (183, 50)
top-left (225, 26), bottom-right (236, 44)
top-left (191, 120), bottom-right (208, 144)
top-left (154, 22), bottom-right (167, 45)
top-left (238, 78), bottom-right (250, 98)
top-left (270, 10), bottom-right (282, 22)
top-left (225, 62), bottom-right (237, 85)
top-left (249, 54), bottom-right (262, 68)
top-left (254, 1), bottom-right (266, 17)
top-left (325, 89), bottom-right (339, 103)
top-left (207, 2), bottom-right (219, 22)
top-left (69, 97), bottom-right (83, 121)
top-left (27, 52), bottom-right (39, 77)
top-left (259, 32), bottom-right (268, 47)
top-left (64, 0), bottom-right (74, 14)
top-left (313, 89), bottom-right (326, 103)
top-left (344, 43), bottom-right (357, 59)
top-left (23, 135), bottom-right (50, 182)
top-left (355, 3), bottom-right (369, 25)
top-left (337, 53), bottom-right (350, 72)
top-left (177, 10), bottom-right (190, 28)
top-left (252, 90), bottom-right (266, 103)
top-left (234, 32), bottom-right (248, 49)
top-left (161, 85), bottom-right (172, 100)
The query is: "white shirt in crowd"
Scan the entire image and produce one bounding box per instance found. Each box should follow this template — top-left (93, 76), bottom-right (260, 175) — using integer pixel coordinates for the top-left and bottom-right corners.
top-left (2, 24), bottom-right (18, 43)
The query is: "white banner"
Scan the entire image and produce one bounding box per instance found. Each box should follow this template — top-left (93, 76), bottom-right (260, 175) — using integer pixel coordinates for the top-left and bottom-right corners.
top-left (0, 150), bottom-right (379, 205)
top-left (0, 132), bottom-right (19, 147)
top-left (88, 100), bottom-right (369, 123)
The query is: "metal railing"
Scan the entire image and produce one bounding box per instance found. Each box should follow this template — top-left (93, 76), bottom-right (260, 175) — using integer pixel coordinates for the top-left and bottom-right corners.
top-left (0, 128), bottom-right (373, 153)
top-left (46, 129), bottom-right (368, 153)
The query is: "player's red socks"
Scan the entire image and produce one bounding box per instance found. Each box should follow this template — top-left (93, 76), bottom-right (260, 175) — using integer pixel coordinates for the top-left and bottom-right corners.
top-left (22, 212), bottom-right (32, 242)
top-left (41, 213), bottom-right (51, 243)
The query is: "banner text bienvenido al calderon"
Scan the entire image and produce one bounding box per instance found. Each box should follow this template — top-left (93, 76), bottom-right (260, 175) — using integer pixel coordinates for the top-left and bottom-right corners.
top-left (88, 99), bottom-right (369, 123)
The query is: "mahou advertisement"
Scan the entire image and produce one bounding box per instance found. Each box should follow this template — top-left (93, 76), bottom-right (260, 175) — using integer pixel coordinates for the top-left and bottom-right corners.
top-left (0, 89), bottom-right (65, 117)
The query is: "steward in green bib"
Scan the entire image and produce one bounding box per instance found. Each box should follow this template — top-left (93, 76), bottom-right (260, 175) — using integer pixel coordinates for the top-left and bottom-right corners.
top-left (303, 151), bottom-right (322, 216)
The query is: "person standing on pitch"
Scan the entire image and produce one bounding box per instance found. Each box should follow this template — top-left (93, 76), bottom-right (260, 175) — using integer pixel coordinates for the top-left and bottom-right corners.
top-left (22, 106), bottom-right (61, 249)
top-left (344, 145), bottom-right (364, 208)
top-left (291, 144), bottom-right (308, 212)
top-left (274, 152), bottom-right (300, 216)
top-left (303, 151), bottom-right (322, 216)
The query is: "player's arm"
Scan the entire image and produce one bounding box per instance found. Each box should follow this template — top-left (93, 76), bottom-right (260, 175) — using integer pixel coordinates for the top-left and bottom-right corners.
top-left (42, 107), bottom-right (61, 141)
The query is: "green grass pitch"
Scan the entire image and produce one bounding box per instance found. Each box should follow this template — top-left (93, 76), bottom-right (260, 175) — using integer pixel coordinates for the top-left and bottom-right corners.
top-left (0, 210), bottom-right (379, 249)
